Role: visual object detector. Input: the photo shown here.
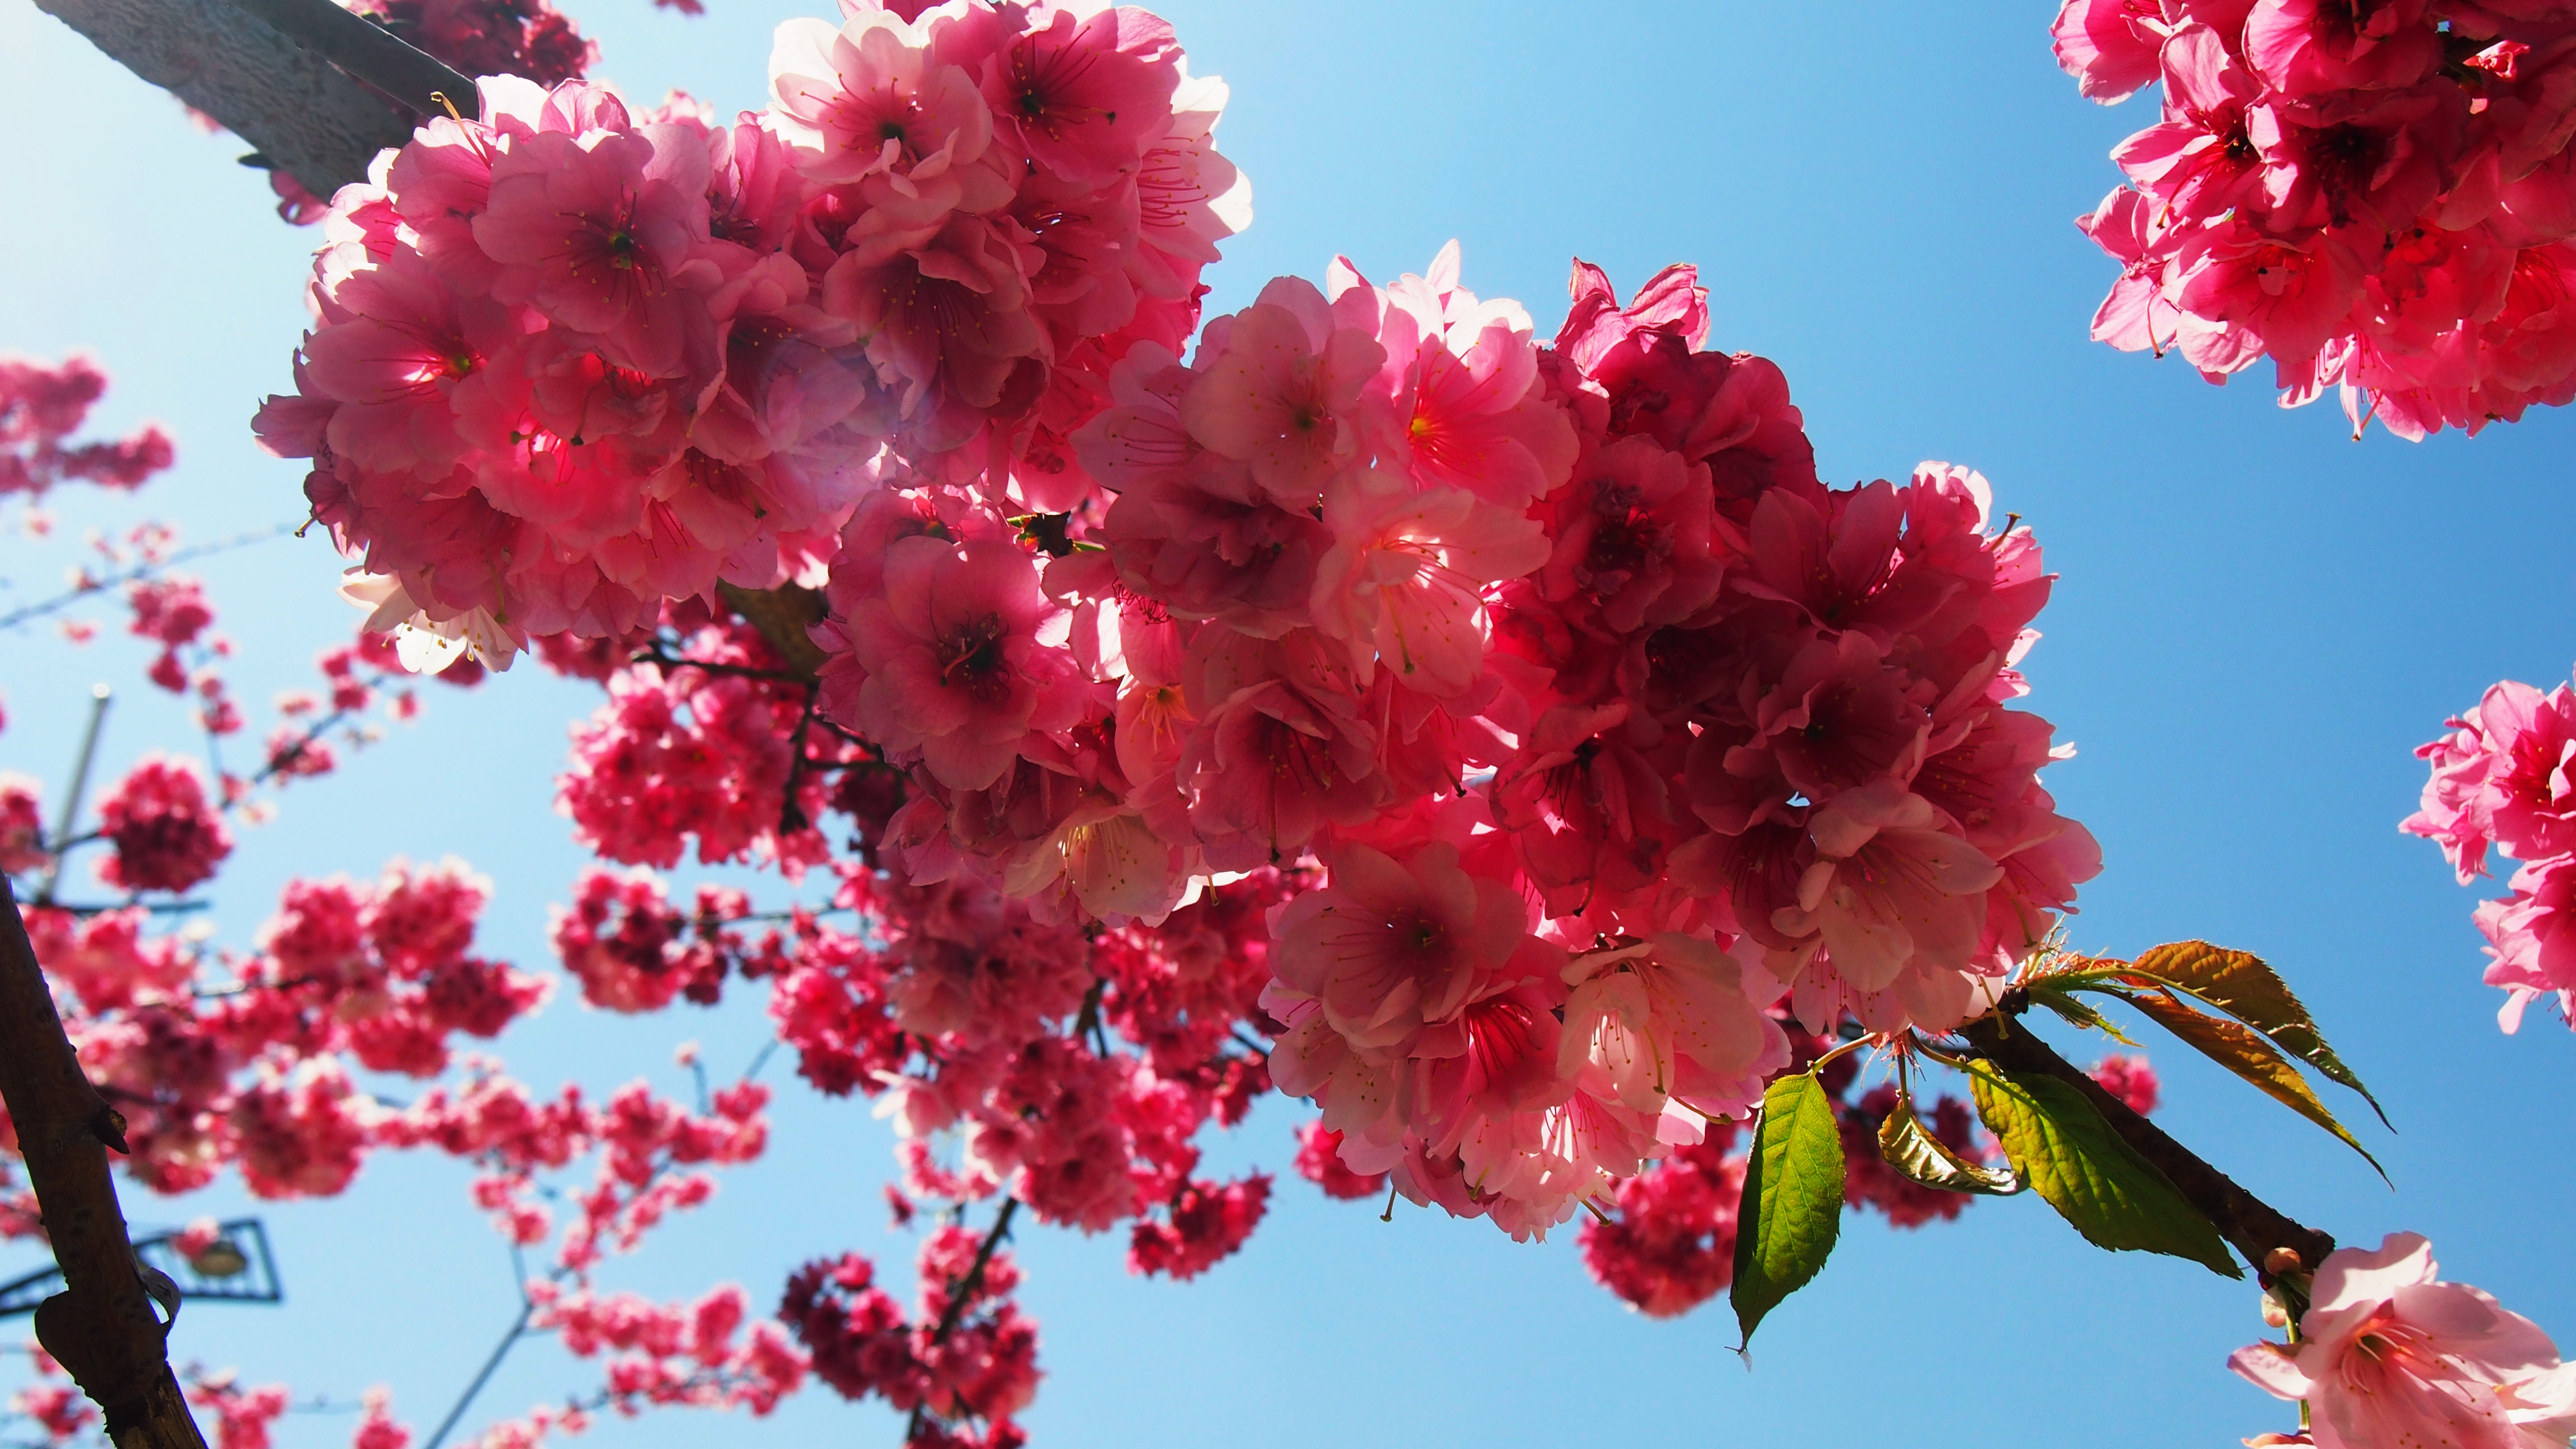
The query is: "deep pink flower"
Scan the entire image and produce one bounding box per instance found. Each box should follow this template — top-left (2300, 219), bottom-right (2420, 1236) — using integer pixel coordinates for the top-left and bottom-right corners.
top-left (836, 535), bottom-right (1085, 790)
top-left (1341, 243), bottom-right (1578, 508)
top-left (768, 11), bottom-right (1001, 200)
top-left (2243, 0), bottom-right (2438, 97)
top-left (980, 4), bottom-right (1181, 183)
top-left (1169, 628), bottom-right (1389, 868)
top-left (94, 755), bottom-right (233, 894)
top-left (2117, 25), bottom-right (2265, 220)
top-left (2078, 187), bottom-right (2184, 354)
top-left (2051, 0), bottom-right (2171, 103)
top-left (1270, 839), bottom-right (1543, 1055)
top-left (2473, 679), bottom-right (2576, 863)
top-left (1308, 472), bottom-right (1547, 699)
top-left (2476, 855), bottom-right (2576, 1032)
top-left (2175, 220), bottom-right (2365, 375)
top-left (821, 214), bottom-right (1047, 444)
top-left (1535, 435), bottom-right (1723, 633)
top-left (473, 124), bottom-right (715, 377)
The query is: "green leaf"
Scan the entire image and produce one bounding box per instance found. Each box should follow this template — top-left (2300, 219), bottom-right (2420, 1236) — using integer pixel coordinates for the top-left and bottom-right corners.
top-left (1731, 1073), bottom-right (1846, 1347)
top-left (2122, 941), bottom-right (2387, 1128)
top-left (1967, 1060), bottom-right (2241, 1278)
top-left (2026, 983), bottom-right (2141, 1045)
top-left (2117, 989), bottom-right (2388, 1182)
top-left (1876, 1095), bottom-right (2023, 1196)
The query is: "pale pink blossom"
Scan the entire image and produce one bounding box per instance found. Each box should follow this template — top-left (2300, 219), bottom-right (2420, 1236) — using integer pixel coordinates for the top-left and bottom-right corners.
top-left (1179, 278), bottom-right (1386, 508)
top-left (1773, 782), bottom-right (2005, 996)
top-left (1308, 471), bottom-right (1547, 698)
top-left (2232, 1232), bottom-right (2576, 1449)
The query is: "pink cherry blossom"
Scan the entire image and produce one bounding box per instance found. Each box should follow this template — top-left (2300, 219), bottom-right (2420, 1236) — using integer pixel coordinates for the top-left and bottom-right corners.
top-left (834, 534), bottom-right (1085, 790)
top-left (1179, 278), bottom-right (1386, 508)
top-left (2232, 1233), bottom-right (2576, 1449)
top-left (1270, 839), bottom-right (1547, 1057)
top-left (1308, 471), bottom-right (1547, 698)
top-left (1774, 782), bottom-right (2005, 1000)
top-left (94, 754), bottom-right (233, 894)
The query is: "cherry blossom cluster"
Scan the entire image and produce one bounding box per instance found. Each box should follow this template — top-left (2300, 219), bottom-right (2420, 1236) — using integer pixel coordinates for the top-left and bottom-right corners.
top-left (257, 0), bottom-right (1244, 663)
top-left (782, 1229), bottom-right (1037, 1448)
top-left (0, 355), bottom-right (173, 501)
top-left (2057, 0), bottom-right (2576, 438)
top-left (2404, 669), bottom-right (2576, 1031)
top-left (538, 830), bottom-right (1281, 1445)
top-left (554, 615), bottom-right (865, 878)
top-left (16, 861), bottom-right (548, 1195)
top-left (2232, 1232), bottom-right (2576, 1448)
top-left (817, 245), bottom-right (2098, 1239)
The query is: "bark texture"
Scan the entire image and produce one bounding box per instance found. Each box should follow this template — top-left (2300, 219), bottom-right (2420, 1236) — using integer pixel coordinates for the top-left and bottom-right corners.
top-left (28, 0), bottom-right (471, 197)
top-left (0, 880), bottom-right (209, 1449)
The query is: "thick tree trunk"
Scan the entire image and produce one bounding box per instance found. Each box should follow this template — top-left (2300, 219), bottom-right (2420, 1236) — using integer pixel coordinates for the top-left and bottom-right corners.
top-left (26, 0), bottom-right (472, 197)
top-left (0, 881), bottom-right (209, 1449)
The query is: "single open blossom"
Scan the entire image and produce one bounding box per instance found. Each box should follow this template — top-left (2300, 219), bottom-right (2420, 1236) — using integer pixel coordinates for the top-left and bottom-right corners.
top-left (834, 534), bottom-right (1086, 790)
top-left (1308, 471), bottom-right (1547, 698)
top-left (1337, 242), bottom-right (1577, 508)
top-left (2232, 1232), bottom-right (2576, 1449)
top-left (1180, 278), bottom-right (1385, 507)
top-left (1270, 839), bottom-right (1546, 1057)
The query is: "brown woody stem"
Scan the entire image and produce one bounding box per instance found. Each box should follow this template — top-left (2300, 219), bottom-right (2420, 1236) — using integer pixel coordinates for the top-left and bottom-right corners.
top-left (30, 0), bottom-right (470, 197)
top-left (1959, 1007), bottom-right (2336, 1274)
top-left (0, 879), bottom-right (209, 1449)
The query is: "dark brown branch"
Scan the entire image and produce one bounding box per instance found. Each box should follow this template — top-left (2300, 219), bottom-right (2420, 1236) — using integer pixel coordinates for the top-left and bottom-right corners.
top-left (29, 0), bottom-right (470, 198)
top-left (1959, 1011), bottom-right (2336, 1273)
top-left (0, 879), bottom-right (208, 1449)
top-left (716, 582), bottom-right (830, 681)
top-left (226, 0), bottom-right (473, 116)
top-left (928, 1197), bottom-right (1019, 1347)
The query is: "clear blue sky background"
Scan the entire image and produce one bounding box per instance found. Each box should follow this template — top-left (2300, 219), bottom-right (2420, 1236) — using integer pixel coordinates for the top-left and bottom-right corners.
top-left (3, 2), bottom-right (2572, 1446)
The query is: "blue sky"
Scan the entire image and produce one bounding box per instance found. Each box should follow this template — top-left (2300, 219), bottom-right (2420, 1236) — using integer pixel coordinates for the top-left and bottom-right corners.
top-left (3, 2), bottom-right (2573, 1446)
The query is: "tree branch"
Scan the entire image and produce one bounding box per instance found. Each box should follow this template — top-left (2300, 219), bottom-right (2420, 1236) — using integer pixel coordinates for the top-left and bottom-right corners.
top-left (0, 879), bottom-right (208, 1449)
top-left (28, 0), bottom-right (471, 198)
top-left (1959, 1010), bottom-right (2336, 1273)
top-left (715, 582), bottom-right (829, 681)
top-left (226, 0), bottom-right (473, 116)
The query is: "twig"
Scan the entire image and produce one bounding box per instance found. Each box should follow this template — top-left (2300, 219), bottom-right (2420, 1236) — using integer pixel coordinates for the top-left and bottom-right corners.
top-left (36, 901), bottom-right (212, 920)
top-left (631, 645), bottom-right (808, 685)
top-left (1958, 1007), bottom-right (2335, 1272)
top-left (419, 1296), bottom-right (537, 1449)
top-left (776, 686), bottom-right (821, 836)
top-left (0, 526), bottom-right (293, 634)
top-left (927, 1199), bottom-right (1019, 1348)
